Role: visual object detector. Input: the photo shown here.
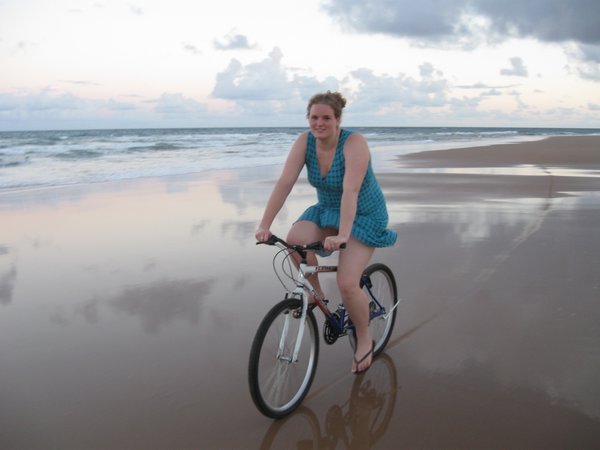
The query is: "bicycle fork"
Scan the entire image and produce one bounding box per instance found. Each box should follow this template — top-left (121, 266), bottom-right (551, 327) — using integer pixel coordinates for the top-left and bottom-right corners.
top-left (277, 296), bottom-right (307, 363)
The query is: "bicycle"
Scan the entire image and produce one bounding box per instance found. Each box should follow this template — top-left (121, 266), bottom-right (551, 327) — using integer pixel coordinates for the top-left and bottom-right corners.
top-left (248, 234), bottom-right (399, 419)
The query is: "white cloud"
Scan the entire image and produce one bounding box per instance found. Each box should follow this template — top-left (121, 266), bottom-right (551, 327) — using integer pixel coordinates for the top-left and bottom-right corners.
top-left (182, 42), bottom-right (202, 55)
top-left (152, 93), bottom-right (208, 117)
top-left (214, 31), bottom-right (255, 50)
top-left (212, 48), bottom-right (290, 101)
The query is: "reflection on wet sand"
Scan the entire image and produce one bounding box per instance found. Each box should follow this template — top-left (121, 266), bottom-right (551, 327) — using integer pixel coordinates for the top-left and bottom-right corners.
top-left (44, 278), bottom-right (215, 332)
top-left (109, 278), bottom-right (215, 334)
top-left (0, 260), bottom-right (17, 305)
top-left (260, 354), bottom-right (398, 450)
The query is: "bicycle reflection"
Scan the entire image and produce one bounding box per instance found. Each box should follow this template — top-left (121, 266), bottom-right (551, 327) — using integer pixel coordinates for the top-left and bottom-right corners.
top-left (260, 353), bottom-right (398, 450)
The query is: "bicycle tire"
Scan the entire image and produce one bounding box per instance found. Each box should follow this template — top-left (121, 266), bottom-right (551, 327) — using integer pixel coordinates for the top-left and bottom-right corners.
top-left (248, 298), bottom-right (320, 419)
top-left (350, 263), bottom-right (398, 356)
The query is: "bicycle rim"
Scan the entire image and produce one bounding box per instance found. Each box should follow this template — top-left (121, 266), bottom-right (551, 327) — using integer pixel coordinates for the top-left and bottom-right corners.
top-left (351, 264), bottom-right (398, 356)
top-left (248, 298), bottom-right (319, 419)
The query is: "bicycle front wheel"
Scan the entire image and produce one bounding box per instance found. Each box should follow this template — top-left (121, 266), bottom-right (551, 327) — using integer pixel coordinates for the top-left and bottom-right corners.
top-left (351, 264), bottom-right (398, 356)
top-left (248, 298), bottom-right (320, 419)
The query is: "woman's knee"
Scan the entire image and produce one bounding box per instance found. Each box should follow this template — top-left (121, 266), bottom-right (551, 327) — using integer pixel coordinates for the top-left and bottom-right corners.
top-left (337, 272), bottom-right (361, 298)
top-left (287, 221), bottom-right (320, 245)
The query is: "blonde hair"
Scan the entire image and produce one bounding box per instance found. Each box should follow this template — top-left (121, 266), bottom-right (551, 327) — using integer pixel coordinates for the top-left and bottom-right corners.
top-left (306, 91), bottom-right (347, 119)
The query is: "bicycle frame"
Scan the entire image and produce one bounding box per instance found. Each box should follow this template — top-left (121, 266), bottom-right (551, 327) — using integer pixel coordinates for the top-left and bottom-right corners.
top-left (283, 260), bottom-right (339, 362)
top-left (261, 235), bottom-right (397, 362)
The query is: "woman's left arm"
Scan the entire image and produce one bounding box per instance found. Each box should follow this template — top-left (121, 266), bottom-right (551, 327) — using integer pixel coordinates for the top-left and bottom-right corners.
top-left (325, 133), bottom-right (370, 250)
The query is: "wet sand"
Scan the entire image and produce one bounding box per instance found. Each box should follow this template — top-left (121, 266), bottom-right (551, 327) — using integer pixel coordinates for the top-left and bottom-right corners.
top-left (1, 136), bottom-right (600, 448)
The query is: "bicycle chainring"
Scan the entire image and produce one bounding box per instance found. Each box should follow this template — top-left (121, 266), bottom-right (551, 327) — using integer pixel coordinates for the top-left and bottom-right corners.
top-left (323, 314), bottom-right (340, 345)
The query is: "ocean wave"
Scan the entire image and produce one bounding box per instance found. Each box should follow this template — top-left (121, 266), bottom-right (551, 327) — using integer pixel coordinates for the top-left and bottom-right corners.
top-left (0, 155), bottom-right (29, 168)
top-left (53, 149), bottom-right (104, 159)
top-left (1, 126), bottom-right (598, 191)
top-left (125, 143), bottom-right (183, 153)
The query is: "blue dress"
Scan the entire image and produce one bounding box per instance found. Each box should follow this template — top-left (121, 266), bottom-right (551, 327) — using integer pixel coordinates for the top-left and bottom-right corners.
top-left (297, 129), bottom-right (397, 248)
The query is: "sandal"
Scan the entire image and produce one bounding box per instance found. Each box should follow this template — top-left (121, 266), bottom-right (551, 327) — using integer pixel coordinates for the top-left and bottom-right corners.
top-left (353, 341), bottom-right (375, 374)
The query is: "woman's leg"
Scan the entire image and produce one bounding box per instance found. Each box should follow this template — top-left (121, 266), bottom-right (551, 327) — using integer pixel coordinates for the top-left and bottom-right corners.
top-left (337, 237), bottom-right (375, 373)
top-left (287, 221), bottom-right (336, 300)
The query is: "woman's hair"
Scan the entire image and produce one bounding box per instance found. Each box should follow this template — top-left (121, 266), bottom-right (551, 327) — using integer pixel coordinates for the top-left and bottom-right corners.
top-left (306, 91), bottom-right (347, 119)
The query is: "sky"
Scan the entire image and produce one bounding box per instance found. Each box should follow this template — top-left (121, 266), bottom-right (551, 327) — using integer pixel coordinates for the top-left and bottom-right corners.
top-left (1, 0), bottom-right (599, 130)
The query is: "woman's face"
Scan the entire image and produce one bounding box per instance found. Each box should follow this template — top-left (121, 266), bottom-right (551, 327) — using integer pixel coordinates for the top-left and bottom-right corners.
top-left (308, 103), bottom-right (340, 139)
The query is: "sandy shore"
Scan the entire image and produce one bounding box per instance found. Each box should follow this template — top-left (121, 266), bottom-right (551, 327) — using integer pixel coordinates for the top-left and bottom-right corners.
top-left (1, 136), bottom-right (599, 448)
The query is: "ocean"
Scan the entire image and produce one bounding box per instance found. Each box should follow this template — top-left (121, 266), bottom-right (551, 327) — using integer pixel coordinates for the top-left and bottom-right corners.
top-left (1, 127), bottom-right (598, 191)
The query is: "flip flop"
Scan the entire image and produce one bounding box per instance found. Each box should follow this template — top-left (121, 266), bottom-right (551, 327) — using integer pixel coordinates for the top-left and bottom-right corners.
top-left (353, 340), bottom-right (375, 374)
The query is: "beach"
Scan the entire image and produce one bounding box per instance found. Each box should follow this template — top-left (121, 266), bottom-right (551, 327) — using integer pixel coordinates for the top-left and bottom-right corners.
top-left (1, 135), bottom-right (600, 448)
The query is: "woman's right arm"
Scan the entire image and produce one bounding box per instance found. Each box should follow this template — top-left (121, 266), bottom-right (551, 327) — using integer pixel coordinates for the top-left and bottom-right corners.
top-left (255, 133), bottom-right (308, 241)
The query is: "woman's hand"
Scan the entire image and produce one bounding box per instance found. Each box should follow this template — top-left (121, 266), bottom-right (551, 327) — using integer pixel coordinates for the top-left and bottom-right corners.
top-left (324, 235), bottom-right (348, 252)
top-left (255, 227), bottom-right (272, 243)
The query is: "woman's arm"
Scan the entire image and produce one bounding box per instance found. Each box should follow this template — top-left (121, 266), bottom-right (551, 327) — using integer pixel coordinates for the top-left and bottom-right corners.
top-left (325, 133), bottom-right (370, 250)
top-left (255, 133), bottom-right (308, 241)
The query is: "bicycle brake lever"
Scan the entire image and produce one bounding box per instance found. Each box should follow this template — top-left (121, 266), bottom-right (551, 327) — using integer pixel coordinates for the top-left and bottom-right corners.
top-left (256, 234), bottom-right (281, 246)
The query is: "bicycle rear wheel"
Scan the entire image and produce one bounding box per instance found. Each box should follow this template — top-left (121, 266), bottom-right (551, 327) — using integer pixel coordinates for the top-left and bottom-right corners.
top-left (351, 263), bottom-right (398, 356)
top-left (248, 298), bottom-right (320, 419)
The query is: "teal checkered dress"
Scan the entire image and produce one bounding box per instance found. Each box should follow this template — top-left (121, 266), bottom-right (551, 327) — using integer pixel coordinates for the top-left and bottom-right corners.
top-left (297, 129), bottom-right (397, 248)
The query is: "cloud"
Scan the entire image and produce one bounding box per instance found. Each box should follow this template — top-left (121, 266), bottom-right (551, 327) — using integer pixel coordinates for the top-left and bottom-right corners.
top-left (59, 79), bottom-right (102, 86)
top-left (322, 0), bottom-right (465, 39)
top-left (0, 90), bottom-right (143, 129)
top-left (182, 42), bottom-right (202, 55)
top-left (475, 0), bottom-right (600, 44)
top-left (322, 0), bottom-right (600, 44)
top-left (211, 47), bottom-right (450, 120)
top-left (214, 31), bottom-right (255, 50)
top-left (0, 90), bottom-right (138, 115)
top-left (212, 47), bottom-right (290, 101)
top-left (323, 0), bottom-right (600, 81)
top-left (128, 4), bottom-right (143, 16)
top-left (347, 62), bottom-right (449, 114)
top-left (456, 82), bottom-right (520, 89)
top-left (152, 93), bottom-right (209, 117)
top-left (567, 43), bottom-right (600, 81)
top-left (500, 57), bottom-right (528, 77)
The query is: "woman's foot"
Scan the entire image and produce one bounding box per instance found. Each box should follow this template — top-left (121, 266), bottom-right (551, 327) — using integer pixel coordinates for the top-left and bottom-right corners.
top-left (352, 339), bottom-right (374, 374)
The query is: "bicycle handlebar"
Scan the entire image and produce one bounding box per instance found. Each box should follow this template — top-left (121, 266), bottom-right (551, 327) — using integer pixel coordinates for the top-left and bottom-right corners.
top-left (256, 234), bottom-right (346, 254)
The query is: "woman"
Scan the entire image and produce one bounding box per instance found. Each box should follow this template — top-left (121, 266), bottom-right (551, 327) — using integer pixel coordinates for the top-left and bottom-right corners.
top-left (255, 91), bottom-right (396, 373)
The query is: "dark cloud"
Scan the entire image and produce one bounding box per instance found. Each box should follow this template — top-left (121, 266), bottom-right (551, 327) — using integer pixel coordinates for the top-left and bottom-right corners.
top-left (475, 0), bottom-right (600, 44)
top-left (322, 0), bottom-right (600, 44)
top-left (500, 57), bottom-right (528, 77)
top-left (566, 44), bottom-right (600, 80)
